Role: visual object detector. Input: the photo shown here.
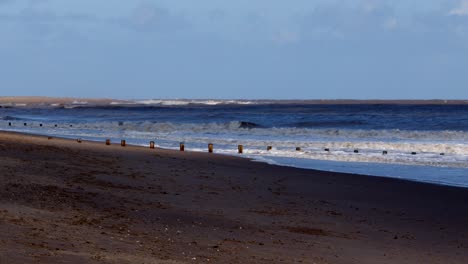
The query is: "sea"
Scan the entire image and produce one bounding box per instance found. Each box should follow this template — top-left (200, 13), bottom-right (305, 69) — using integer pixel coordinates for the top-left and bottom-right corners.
top-left (1, 100), bottom-right (467, 187)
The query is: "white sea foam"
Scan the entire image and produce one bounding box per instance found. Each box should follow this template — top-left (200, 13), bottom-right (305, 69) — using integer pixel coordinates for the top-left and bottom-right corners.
top-left (134, 99), bottom-right (259, 106)
top-left (51, 121), bottom-right (468, 143)
top-left (71, 101), bottom-right (88, 105)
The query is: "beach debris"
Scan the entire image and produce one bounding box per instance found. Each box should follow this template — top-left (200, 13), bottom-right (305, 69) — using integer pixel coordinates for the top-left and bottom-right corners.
top-left (121, 140), bottom-right (126, 147)
top-left (238, 145), bottom-right (243, 154)
top-left (150, 141), bottom-right (155, 149)
top-left (208, 143), bottom-right (213, 153)
top-left (106, 139), bottom-right (111, 145)
top-left (180, 142), bottom-right (185, 151)
top-left (77, 138), bottom-right (82, 143)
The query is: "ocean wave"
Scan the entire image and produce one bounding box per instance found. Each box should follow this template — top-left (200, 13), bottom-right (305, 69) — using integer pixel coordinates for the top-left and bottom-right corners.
top-left (134, 99), bottom-right (261, 106)
top-left (1, 116), bottom-right (22, 121)
top-left (2, 120), bottom-right (467, 168)
top-left (21, 120), bottom-right (466, 142)
top-left (292, 120), bottom-right (367, 128)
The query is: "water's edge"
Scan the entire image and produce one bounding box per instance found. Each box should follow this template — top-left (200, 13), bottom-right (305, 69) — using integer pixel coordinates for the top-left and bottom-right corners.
top-left (3, 129), bottom-right (467, 189)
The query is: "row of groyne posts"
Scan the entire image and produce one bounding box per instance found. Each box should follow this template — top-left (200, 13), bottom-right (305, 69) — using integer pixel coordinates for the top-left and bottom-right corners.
top-left (102, 139), bottom-right (439, 156)
top-left (5, 122), bottom-right (445, 156)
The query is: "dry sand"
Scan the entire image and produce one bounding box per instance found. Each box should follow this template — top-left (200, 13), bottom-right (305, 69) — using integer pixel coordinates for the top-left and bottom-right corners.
top-left (0, 131), bottom-right (467, 263)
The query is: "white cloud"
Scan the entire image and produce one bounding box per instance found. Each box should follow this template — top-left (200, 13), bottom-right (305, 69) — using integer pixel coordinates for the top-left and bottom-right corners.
top-left (450, 0), bottom-right (468, 16)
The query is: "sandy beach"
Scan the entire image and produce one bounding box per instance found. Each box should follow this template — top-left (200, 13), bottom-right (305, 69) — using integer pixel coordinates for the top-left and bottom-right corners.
top-left (1, 96), bottom-right (468, 106)
top-left (0, 132), bottom-right (467, 263)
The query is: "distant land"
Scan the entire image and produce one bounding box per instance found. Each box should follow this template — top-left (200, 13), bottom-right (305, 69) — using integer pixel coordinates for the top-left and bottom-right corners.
top-left (0, 96), bottom-right (467, 107)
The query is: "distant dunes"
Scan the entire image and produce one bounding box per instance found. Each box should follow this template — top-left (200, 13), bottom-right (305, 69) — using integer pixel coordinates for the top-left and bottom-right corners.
top-left (0, 96), bottom-right (467, 106)
top-left (0, 96), bottom-right (127, 106)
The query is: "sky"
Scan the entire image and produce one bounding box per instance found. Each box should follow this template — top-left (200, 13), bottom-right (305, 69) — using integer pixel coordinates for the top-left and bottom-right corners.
top-left (0, 0), bottom-right (468, 99)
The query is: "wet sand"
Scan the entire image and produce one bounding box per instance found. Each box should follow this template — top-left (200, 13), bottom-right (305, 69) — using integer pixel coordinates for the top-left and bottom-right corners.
top-left (0, 131), bottom-right (467, 263)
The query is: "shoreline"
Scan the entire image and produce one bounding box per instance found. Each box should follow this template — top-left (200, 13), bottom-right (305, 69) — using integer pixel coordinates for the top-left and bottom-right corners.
top-left (3, 130), bottom-right (468, 189)
top-left (1, 131), bottom-right (468, 263)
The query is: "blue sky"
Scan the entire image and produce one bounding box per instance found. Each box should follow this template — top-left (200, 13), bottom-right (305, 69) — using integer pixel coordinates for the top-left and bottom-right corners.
top-left (1, 0), bottom-right (467, 99)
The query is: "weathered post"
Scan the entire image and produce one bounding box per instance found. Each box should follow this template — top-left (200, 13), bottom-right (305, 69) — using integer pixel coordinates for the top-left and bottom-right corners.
top-left (208, 143), bottom-right (213, 153)
top-left (106, 139), bottom-right (111, 145)
top-left (150, 141), bottom-right (155, 149)
top-left (121, 140), bottom-right (126, 147)
top-left (180, 143), bottom-right (185, 152)
top-left (238, 145), bottom-right (243, 154)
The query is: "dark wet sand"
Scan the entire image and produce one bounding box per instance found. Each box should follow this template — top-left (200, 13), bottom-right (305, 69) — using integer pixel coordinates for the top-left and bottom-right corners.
top-left (1, 131), bottom-right (467, 263)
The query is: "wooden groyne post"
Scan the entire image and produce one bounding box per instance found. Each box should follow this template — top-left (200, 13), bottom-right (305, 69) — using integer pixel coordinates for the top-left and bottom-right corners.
top-left (106, 139), bottom-right (111, 145)
top-left (121, 140), bottom-right (126, 147)
top-left (238, 145), bottom-right (243, 154)
top-left (150, 141), bottom-right (155, 149)
top-left (208, 143), bottom-right (213, 153)
top-left (180, 143), bottom-right (185, 152)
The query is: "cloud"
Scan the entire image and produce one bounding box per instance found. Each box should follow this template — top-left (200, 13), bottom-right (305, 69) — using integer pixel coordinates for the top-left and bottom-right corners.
top-left (298, 1), bottom-right (397, 40)
top-left (450, 0), bottom-right (468, 16)
top-left (115, 3), bottom-right (187, 33)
